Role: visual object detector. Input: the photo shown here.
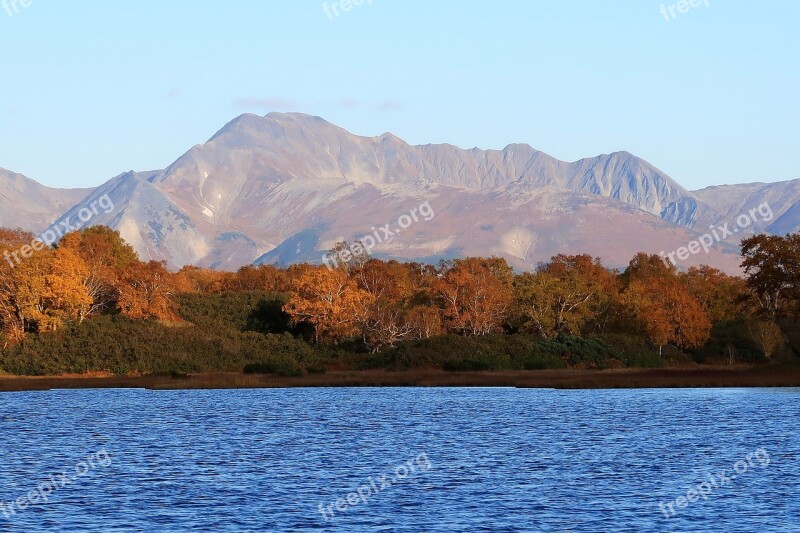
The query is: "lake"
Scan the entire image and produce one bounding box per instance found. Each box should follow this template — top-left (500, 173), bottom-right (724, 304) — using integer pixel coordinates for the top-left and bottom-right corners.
top-left (0, 388), bottom-right (798, 531)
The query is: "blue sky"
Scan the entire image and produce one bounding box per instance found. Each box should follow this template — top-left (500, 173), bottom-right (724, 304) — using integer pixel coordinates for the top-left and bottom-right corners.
top-left (0, 0), bottom-right (797, 190)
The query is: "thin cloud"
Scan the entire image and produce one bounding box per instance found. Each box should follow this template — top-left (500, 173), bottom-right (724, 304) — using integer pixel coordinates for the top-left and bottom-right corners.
top-left (234, 97), bottom-right (298, 110)
top-left (377, 100), bottom-right (404, 111)
top-left (339, 98), bottom-right (359, 109)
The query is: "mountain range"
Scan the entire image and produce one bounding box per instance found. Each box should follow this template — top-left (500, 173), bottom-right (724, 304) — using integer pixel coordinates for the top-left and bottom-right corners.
top-left (2, 112), bottom-right (798, 274)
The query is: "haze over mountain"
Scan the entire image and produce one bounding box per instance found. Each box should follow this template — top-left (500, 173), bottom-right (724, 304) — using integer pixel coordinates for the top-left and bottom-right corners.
top-left (1, 113), bottom-right (797, 274)
top-left (0, 168), bottom-right (91, 233)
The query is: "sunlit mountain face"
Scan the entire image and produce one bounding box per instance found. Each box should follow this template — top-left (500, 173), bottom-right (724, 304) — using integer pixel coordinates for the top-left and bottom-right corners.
top-left (3, 113), bottom-right (797, 273)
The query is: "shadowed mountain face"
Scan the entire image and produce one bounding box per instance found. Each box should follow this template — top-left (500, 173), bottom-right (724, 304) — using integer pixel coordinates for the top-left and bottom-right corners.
top-left (1, 113), bottom-right (797, 273)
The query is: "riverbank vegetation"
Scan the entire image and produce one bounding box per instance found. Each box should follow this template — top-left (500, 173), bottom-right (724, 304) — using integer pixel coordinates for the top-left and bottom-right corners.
top-left (1, 227), bottom-right (798, 376)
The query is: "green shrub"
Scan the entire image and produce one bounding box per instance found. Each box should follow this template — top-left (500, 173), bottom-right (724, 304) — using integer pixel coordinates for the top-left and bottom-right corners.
top-left (388, 334), bottom-right (610, 371)
top-left (693, 320), bottom-right (768, 364)
top-left (390, 335), bottom-right (513, 370)
top-left (518, 355), bottom-right (566, 370)
top-left (0, 313), bottom-right (712, 377)
top-left (600, 334), bottom-right (664, 368)
top-left (0, 316), bottom-right (321, 376)
top-left (176, 291), bottom-right (291, 334)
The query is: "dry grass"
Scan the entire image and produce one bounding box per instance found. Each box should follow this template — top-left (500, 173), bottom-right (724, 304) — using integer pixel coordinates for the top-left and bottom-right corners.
top-left (1, 365), bottom-right (799, 391)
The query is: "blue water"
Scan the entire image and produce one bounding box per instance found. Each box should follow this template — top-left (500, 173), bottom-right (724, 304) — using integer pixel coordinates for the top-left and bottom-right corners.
top-left (0, 388), bottom-right (798, 532)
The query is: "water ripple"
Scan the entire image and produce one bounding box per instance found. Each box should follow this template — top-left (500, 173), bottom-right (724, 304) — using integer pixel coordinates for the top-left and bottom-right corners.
top-left (0, 388), bottom-right (797, 531)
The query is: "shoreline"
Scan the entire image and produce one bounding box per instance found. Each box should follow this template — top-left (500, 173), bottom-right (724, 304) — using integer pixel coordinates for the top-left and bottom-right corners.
top-left (1, 365), bottom-right (799, 391)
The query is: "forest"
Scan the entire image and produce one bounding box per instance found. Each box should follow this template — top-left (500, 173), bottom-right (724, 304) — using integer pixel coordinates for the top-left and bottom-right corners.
top-left (1, 226), bottom-right (798, 376)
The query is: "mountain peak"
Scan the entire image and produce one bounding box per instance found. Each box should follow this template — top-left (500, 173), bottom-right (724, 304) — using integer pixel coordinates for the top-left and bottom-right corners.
top-left (265, 111), bottom-right (326, 121)
top-left (5, 113), bottom-right (794, 274)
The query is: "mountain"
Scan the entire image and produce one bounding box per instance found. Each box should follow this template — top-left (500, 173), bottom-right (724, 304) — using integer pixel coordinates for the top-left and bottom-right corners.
top-left (2, 113), bottom-right (797, 274)
top-left (0, 168), bottom-right (92, 232)
top-left (56, 170), bottom-right (264, 268)
top-left (693, 180), bottom-right (800, 235)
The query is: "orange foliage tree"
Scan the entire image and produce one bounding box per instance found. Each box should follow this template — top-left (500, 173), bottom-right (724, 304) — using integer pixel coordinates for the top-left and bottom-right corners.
top-left (353, 260), bottom-right (417, 351)
top-left (0, 230), bottom-right (36, 342)
top-left (403, 262), bottom-right (444, 340)
top-left (44, 247), bottom-right (94, 325)
top-left (57, 226), bottom-right (138, 320)
top-left (621, 255), bottom-right (711, 353)
top-left (283, 266), bottom-right (372, 343)
top-left (223, 264), bottom-right (290, 293)
top-left (175, 265), bottom-right (232, 294)
top-left (514, 254), bottom-right (619, 338)
top-left (436, 257), bottom-right (513, 335)
top-left (681, 266), bottom-right (747, 324)
top-left (0, 233), bottom-right (94, 340)
top-left (117, 261), bottom-right (180, 321)
top-left (0, 222), bottom-right (768, 365)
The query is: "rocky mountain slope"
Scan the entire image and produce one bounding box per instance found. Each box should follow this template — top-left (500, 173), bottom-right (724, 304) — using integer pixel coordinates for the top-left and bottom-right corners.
top-left (2, 113), bottom-right (797, 274)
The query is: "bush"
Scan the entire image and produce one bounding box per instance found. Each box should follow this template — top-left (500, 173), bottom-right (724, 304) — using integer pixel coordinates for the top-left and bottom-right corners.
top-left (0, 316), bottom-right (321, 376)
top-left (176, 291), bottom-right (292, 334)
top-left (390, 335), bottom-right (513, 370)
top-left (387, 334), bottom-right (614, 371)
top-left (600, 334), bottom-right (664, 368)
top-left (693, 320), bottom-right (768, 364)
top-left (0, 313), bottom-right (708, 377)
top-left (535, 336), bottom-right (616, 368)
top-left (243, 355), bottom-right (304, 377)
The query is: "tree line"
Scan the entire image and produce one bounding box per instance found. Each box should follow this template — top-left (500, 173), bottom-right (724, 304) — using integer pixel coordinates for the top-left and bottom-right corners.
top-left (1, 227), bottom-right (798, 373)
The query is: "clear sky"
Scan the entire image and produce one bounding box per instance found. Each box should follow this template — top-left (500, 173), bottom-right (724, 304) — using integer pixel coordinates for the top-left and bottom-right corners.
top-left (0, 0), bottom-right (797, 191)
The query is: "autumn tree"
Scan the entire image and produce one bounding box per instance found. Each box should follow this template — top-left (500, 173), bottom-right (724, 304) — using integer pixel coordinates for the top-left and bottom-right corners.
top-left (618, 253), bottom-right (712, 353)
top-left (436, 257), bottom-right (513, 335)
top-left (621, 252), bottom-right (678, 285)
top-left (514, 255), bottom-right (619, 338)
top-left (405, 262), bottom-right (439, 292)
top-left (538, 254), bottom-right (620, 334)
top-left (60, 226), bottom-right (138, 270)
top-left (353, 260), bottom-right (417, 351)
top-left (0, 230), bottom-right (35, 342)
top-left (747, 319), bottom-right (784, 359)
top-left (401, 262), bottom-right (444, 340)
top-left (223, 264), bottom-right (290, 293)
top-left (44, 247), bottom-right (94, 324)
top-left (680, 266), bottom-right (747, 324)
top-left (117, 261), bottom-right (180, 321)
top-left (623, 274), bottom-right (711, 354)
top-left (323, 241), bottom-right (370, 272)
top-left (740, 234), bottom-right (800, 319)
top-left (283, 266), bottom-right (372, 343)
top-left (57, 227), bottom-right (138, 319)
top-left (0, 233), bottom-right (94, 340)
top-left (405, 305), bottom-right (443, 340)
top-left (174, 265), bottom-right (232, 294)
top-left (0, 248), bottom-right (52, 341)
